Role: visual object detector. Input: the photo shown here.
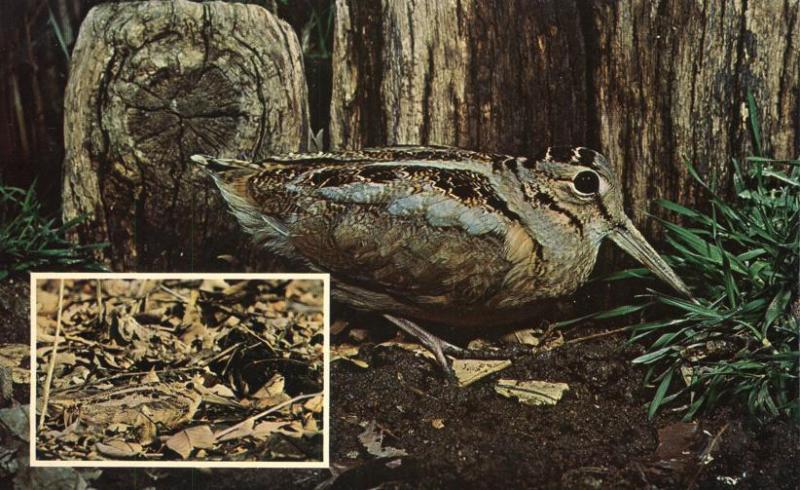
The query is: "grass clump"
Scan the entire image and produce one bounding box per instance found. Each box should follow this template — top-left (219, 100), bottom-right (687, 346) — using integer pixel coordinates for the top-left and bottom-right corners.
top-left (0, 183), bottom-right (106, 279)
top-left (611, 102), bottom-right (798, 421)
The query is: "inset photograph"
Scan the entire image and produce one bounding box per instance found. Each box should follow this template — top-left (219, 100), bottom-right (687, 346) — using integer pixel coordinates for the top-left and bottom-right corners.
top-left (30, 273), bottom-right (328, 468)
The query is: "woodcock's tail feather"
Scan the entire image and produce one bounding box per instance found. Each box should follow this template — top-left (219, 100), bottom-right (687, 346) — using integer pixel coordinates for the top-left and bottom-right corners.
top-left (190, 154), bottom-right (291, 241)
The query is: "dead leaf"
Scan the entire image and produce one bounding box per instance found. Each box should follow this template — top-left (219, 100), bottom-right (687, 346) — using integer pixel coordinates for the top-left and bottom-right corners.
top-left (348, 328), bottom-right (369, 343)
top-left (254, 392), bottom-right (291, 410)
top-left (253, 374), bottom-right (285, 399)
top-left (495, 379), bottom-right (569, 406)
top-left (377, 341), bottom-right (437, 361)
top-left (358, 421), bottom-right (408, 458)
top-left (95, 439), bottom-right (144, 458)
top-left (304, 394), bottom-right (324, 413)
top-left (252, 420), bottom-right (289, 439)
top-left (452, 359), bottom-right (512, 387)
top-left (304, 413), bottom-right (319, 433)
top-left (501, 328), bottom-right (564, 350)
top-left (205, 383), bottom-right (236, 398)
top-left (215, 418), bottom-right (255, 443)
top-left (199, 279), bottom-right (230, 292)
top-left (37, 290), bottom-right (60, 315)
top-left (0, 344), bottom-right (30, 384)
top-left (166, 425), bottom-right (215, 459)
top-left (331, 344), bottom-right (369, 368)
top-left (501, 328), bottom-right (541, 346)
top-left (277, 420), bottom-right (305, 439)
top-left (141, 369), bottom-right (160, 384)
top-left (431, 418), bottom-right (445, 430)
top-left (466, 338), bottom-right (493, 350)
top-left (330, 320), bottom-right (348, 335)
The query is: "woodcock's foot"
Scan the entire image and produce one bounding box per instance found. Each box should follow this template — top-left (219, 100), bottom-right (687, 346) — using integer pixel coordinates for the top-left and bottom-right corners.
top-left (383, 314), bottom-right (528, 375)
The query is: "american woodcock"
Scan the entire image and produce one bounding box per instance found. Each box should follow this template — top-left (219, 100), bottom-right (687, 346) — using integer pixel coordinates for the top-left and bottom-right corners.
top-left (192, 145), bottom-right (691, 370)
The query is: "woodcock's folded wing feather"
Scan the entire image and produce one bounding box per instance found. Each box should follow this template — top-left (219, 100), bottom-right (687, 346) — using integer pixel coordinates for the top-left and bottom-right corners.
top-left (192, 146), bottom-right (540, 315)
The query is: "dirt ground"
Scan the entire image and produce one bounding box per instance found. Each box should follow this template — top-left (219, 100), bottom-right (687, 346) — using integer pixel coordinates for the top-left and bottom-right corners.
top-left (1, 277), bottom-right (798, 489)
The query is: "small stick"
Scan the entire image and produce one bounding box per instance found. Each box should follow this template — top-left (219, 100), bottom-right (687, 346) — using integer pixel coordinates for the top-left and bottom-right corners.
top-left (38, 279), bottom-right (64, 430)
top-left (565, 325), bottom-right (632, 344)
top-left (96, 279), bottom-right (108, 338)
top-left (214, 391), bottom-right (322, 441)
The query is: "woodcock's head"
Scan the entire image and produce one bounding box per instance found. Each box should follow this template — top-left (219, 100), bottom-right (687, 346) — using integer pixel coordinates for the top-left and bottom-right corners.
top-left (522, 146), bottom-right (692, 298)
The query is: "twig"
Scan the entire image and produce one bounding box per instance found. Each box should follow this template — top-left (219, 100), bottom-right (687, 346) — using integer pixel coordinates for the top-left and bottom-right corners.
top-left (96, 279), bottom-right (107, 337)
top-left (38, 279), bottom-right (64, 430)
top-left (158, 284), bottom-right (190, 303)
top-left (214, 391), bottom-right (323, 441)
top-left (565, 325), bottom-right (632, 344)
top-left (200, 341), bottom-right (245, 367)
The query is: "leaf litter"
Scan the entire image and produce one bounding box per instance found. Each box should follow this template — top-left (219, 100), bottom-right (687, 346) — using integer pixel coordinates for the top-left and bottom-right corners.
top-left (34, 278), bottom-right (325, 462)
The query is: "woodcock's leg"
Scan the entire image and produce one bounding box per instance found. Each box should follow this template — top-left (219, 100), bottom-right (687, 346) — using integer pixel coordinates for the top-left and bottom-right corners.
top-left (382, 314), bottom-right (469, 373)
top-left (382, 314), bottom-right (524, 374)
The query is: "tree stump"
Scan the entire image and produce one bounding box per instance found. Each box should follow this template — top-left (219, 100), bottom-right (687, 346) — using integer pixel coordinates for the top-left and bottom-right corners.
top-left (330, 0), bottom-right (799, 238)
top-left (62, 0), bottom-right (309, 271)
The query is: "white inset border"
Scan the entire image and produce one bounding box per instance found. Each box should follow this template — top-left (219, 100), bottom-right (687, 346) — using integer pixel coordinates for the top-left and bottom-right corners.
top-left (29, 272), bottom-right (330, 469)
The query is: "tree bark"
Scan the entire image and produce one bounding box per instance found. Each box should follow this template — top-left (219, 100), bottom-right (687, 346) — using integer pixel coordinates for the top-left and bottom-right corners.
top-left (331, 0), bottom-right (799, 237)
top-left (329, 0), bottom-right (588, 154)
top-left (62, 0), bottom-right (310, 271)
top-left (589, 0), bottom-right (799, 234)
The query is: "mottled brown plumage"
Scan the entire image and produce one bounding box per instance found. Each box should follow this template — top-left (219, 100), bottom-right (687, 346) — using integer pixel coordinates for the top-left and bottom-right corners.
top-left (193, 145), bottom-right (690, 368)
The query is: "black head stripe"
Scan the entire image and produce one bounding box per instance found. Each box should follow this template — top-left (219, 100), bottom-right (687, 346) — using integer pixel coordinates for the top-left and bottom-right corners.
top-left (529, 146), bottom-right (604, 170)
top-left (576, 147), bottom-right (597, 166)
top-left (547, 146), bottom-right (575, 163)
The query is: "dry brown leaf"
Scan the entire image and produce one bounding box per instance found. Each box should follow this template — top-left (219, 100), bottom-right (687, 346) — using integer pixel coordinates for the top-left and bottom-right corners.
top-left (330, 320), bottom-right (348, 335)
top-left (253, 374), bottom-right (285, 399)
top-left (278, 420), bottom-right (306, 439)
top-left (200, 279), bottom-right (230, 292)
top-left (500, 328), bottom-right (542, 346)
top-left (431, 418), bottom-right (445, 430)
top-left (377, 341), bottom-right (437, 361)
top-left (221, 281), bottom-right (249, 297)
top-left (331, 344), bottom-right (369, 368)
top-left (304, 394), bottom-right (323, 413)
top-left (348, 328), bottom-right (369, 343)
top-left (166, 425), bottom-right (215, 459)
top-left (205, 383), bottom-right (236, 398)
top-left (452, 359), bottom-right (512, 387)
top-left (0, 344), bottom-right (30, 384)
top-left (358, 421), bottom-right (407, 458)
top-left (141, 369), bottom-right (160, 384)
top-left (466, 338), bottom-right (493, 350)
top-left (500, 328), bottom-right (565, 350)
top-left (37, 290), bottom-right (60, 315)
top-left (494, 379), bottom-right (570, 406)
top-left (303, 413), bottom-right (319, 433)
top-left (254, 392), bottom-right (291, 410)
top-left (252, 420), bottom-right (289, 439)
top-left (215, 418), bottom-right (255, 443)
top-left (95, 439), bottom-right (144, 458)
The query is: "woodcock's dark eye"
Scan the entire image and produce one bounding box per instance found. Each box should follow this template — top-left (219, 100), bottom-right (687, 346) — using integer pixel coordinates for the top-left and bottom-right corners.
top-left (573, 170), bottom-right (600, 195)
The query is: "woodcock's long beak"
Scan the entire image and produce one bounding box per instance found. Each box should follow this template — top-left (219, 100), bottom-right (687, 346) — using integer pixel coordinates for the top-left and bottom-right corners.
top-left (610, 219), bottom-right (693, 299)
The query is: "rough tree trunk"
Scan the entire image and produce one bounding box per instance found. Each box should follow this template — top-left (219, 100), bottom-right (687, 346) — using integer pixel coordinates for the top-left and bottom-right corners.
top-left (589, 0), bottom-right (799, 234)
top-left (330, 0), bottom-right (799, 237)
top-left (62, 0), bottom-right (309, 271)
top-left (329, 0), bottom-right (588, 153)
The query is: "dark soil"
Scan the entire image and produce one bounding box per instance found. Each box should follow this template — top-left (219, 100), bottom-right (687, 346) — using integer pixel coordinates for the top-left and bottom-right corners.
top-left (2, 278), bottom-right (798, 489)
